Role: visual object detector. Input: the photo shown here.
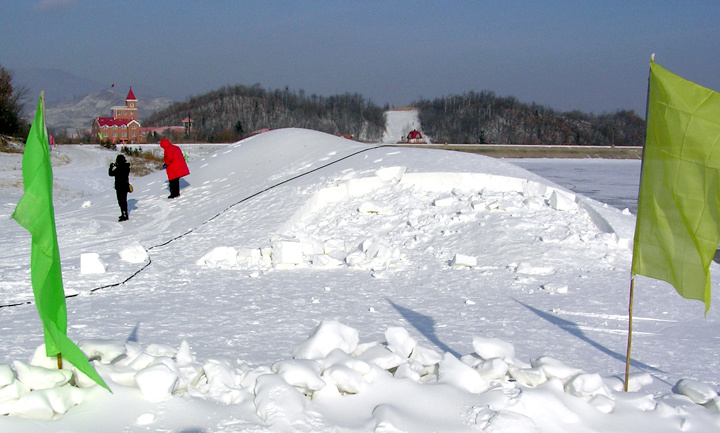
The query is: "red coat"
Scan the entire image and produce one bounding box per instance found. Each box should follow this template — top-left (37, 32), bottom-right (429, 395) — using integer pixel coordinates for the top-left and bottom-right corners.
top-left (160, 139), bottom-right (190, 180)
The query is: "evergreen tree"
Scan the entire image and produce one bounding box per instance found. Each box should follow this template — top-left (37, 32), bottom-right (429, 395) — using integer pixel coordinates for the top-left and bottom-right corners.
top-left (0, 65), bottom-right (27, 136)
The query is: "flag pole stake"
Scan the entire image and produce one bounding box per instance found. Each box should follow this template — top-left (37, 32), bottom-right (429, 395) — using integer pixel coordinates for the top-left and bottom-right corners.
top-left (625, 276), bottom-right (635, 392)
top-left (57, 354), bottom-right (62, 370)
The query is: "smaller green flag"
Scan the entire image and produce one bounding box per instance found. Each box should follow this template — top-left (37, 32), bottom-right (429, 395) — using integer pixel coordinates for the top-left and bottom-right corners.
top-left (632, 60), bottom-right (720, 313)
top-left (12, 93), bottom-right (110, 391)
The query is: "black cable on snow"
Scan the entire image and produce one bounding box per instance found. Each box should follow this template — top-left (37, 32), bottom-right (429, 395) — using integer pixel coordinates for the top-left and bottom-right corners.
top-left (0, 145), bottom-right (385, 309)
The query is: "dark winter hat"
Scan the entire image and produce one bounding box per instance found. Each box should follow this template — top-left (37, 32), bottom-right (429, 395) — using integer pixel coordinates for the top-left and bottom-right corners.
top-left (116, 155), bottom-right (126, 164)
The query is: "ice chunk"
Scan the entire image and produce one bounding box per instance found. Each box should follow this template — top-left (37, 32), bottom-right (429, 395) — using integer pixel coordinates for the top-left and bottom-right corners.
top-left (549, 190), bottom-right (577, 211)
top-left (531, 357), bottom-right (582, 383)
top-left (322, 364), bottom-right (367, 394)
top-left (438, 353), bottom-right (488, 394)
top-left (0, 364), bottom-right (15, 387)
top-left (516, 262), bottom-right (555, 276)
top-left (346, 177), bottom-right (384, 196)
top-left (118, 242), bottom-right (148, 263)
top-left (358, 200), bottom-right (390, 215)
top-left (272, 359), bottom-right (325, 394)
top-left (673, 378), bottom-right (718, 404)
top-left (197, 246), bottom-right (238, 268)
top-left (565, 373), bottom-right (608, 400)
top-left (541, 283), bottom-right (568, 294)
top-left (410, 345), bottom-right (442, 366)
top-left (13, 361), bottom-right (72, 390)
top-left (80, 252), bottom-right (106, 274)
top-left (322, 348), bottom-right (371, 375)
top-left (376, 166), bottom-right (406, 182)
top-left (522, 181), bottom-right (547, 198)
top-left (78, 339), bottom-right (127, 364)
top-left (356, 346), bottom-right (404, 370)
top-left (508, 366), bottom-right (547, 387)
top-left (472, 336), bottom-right (515, 361)
top-left (0, 380), bottom-right (29, 404)
top-left (626, 371), bottom-right (653, 392)
top-left (475, 358), bottom-right (509, 381)
top-left (293, 321), bottom-right (360, 360)
top-left (451, 254), bottom-right (477, 268)
top-left (134, 363), bottom-right (179, 401)
top-left (254, 374), bottom-right (308, 429)
top-left (272, 240), bottom-right (303, 267)
top-left (385, 327), bottom-right (417, 358)
top-left (433, 196), bottom-right (455, 207)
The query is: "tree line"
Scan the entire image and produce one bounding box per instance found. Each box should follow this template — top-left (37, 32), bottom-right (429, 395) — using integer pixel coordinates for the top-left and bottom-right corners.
top-left (412, 91), bottom-right (645, 146)
top-left (0, 62), bottom-right (646, 147)
top-left (143, 84), bottom-right (387, 143)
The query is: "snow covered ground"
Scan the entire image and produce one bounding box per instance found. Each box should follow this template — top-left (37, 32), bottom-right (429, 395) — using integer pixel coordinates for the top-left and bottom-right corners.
top-left (0, 129), bottom-right (719, 432)
top-left (382, 109), bottom-right (427, 144)
top-left (511, 158), bottom-right (641, 215)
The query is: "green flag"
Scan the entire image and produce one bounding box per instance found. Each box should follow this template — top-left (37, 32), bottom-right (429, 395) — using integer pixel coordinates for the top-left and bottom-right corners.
top-left (632, 60), bottom-right (720, 313)
top-left (12, 93), bottom-right (110, 391)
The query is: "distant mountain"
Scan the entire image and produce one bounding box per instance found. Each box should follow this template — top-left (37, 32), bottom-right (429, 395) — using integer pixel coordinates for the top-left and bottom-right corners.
top-left (12, 67), bottom-right (106, 104)
top-left (11, 68), bottom-right (174, 134)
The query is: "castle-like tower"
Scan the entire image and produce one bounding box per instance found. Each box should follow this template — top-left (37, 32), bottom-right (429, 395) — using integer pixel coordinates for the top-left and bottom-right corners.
top-left (91, 87), bottom-right (143, 144)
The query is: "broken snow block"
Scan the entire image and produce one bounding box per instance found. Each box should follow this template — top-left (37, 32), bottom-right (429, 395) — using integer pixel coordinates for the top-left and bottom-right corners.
top-left (541, 283), bottom-right (568, 294)
top-left (119, 242), bottom-right (148, 264)
top-left (451, 254), bottom-right (477, 268)
top-left (13, 361), bottom-right (72, 390)
top-left (433, 196), bottom-right (455, 207)
top-left (272, 240), bottom-right (303, 267)
top-left (196, 246), bottom-right (238, 268)
top-left (673, 378), bottom-right (718, 404)
top-left (346, 177), bottom-right (384, 197)
top-left (375, 166), bottom-right (407, 182)
top-left (358, 201), bottom-right (390, 215)
top-left (80, 253), bottom-right (106, 274)
top-left (135, 363), bottom-right (179, 402)
top-left (523, 181), bottom-right (548, 198)
top-left (293, 320), bottom-right (359, 360)
top-left (549, 190), bottom-right (577, 211)
top-left (472, 337), bottom-right (515, 362)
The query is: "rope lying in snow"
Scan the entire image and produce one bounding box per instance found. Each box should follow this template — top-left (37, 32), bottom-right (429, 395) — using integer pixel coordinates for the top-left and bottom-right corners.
top-left (146, 145), bottom-right (384, 250)
top-left (0, 145), bottom-right (385, 309)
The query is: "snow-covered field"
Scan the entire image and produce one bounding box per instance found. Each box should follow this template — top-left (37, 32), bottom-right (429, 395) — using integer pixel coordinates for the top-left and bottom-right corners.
top-left (0, 129), bottom-right (719, 432)
top-left (382, 109), bottom-right (427, 144)
top-left (511, 158), bottom-right (641, 215)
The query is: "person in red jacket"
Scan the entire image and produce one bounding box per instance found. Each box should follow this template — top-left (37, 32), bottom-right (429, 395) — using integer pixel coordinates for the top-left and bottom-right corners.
top-left (160, 139), bottom-right (190, 198)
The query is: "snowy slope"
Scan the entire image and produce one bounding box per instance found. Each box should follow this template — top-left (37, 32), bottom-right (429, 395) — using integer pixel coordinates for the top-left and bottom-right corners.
top-left (0, 129), bottom-right (719, 432)
top-left (382, 109), bottom-right (427, 144)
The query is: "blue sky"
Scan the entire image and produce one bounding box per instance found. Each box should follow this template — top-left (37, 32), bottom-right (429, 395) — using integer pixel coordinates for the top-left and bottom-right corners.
top-left (2, 0), bottom-right (719, 115)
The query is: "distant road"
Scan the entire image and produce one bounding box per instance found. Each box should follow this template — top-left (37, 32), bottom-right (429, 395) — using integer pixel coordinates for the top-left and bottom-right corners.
top-left (400, 144), bottom-right (643, 159)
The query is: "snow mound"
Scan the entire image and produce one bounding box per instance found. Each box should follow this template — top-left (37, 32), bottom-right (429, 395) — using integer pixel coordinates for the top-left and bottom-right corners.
top-left (196, 166), bottom-right (629, 276)
top-left (1, 321), bottom-right (718, 432)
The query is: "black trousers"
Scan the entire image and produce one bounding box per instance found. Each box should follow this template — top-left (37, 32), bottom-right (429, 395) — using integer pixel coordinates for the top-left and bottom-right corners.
top-left (116, 189), bottom-right (128, 215)
top-left (169, 178), bottom-right (180, 197)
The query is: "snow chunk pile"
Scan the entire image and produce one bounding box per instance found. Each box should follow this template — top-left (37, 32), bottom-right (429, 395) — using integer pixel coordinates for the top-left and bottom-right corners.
top-left (197, 166), bottom-right (632, 275)
top-left (3, 321), bottom-right (719, 430)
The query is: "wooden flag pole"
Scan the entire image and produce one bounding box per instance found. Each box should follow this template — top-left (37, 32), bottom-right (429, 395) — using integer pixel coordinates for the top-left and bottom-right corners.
top-left (624, 276), bottom-right (635, 391)
top-left (624, 57), bottom-right (653, 392)
top-left (57, 353), bottom-right (62, 370)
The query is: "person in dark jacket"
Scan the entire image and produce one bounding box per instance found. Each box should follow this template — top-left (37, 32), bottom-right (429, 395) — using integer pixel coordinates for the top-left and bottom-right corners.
top-left (108, 154), bottom-right (131, 221)
top-left (160, 139), bottom-right (190, 198)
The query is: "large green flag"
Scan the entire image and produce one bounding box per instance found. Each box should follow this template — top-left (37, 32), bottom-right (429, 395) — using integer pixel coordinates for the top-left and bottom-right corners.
top-left (12, 93), bottom-right (110, 391)
top-left (632, 60), bottom-right (720, 313)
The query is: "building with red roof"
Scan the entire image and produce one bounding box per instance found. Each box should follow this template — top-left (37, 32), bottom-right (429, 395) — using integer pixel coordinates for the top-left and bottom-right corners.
top-left (406, 129), bottom-right (423, 143)
top-left (92, 88), bottom-right (144, 144)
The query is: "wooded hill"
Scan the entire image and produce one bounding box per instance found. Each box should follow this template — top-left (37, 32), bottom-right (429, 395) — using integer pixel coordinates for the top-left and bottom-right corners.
top-left (412, 91), bottom-right (645, 146)
top-left (143, 84), bottom-right (645, 146)
top-left (143, 84), bottom-right (386, 143)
